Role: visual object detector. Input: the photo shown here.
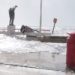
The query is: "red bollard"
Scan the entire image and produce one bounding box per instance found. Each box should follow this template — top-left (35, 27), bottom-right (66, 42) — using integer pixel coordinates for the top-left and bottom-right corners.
top-left (66, 33), bottom-right (75, 69)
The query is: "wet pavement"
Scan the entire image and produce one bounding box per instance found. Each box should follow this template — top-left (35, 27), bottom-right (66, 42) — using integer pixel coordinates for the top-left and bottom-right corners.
top-left (0, 64), bottom-right (74, 75)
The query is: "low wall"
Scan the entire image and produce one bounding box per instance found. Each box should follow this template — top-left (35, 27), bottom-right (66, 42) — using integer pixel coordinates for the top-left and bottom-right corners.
top-left (0, 51), bottom-right (66, 71)
top-left (40, 36), bottom-right (67, 43)
top-left (26, 35), bottom-right (67, 43)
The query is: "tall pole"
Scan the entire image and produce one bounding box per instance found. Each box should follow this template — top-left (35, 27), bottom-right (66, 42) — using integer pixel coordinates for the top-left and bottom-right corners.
top-left (39, 0), bottom-right (42, 33)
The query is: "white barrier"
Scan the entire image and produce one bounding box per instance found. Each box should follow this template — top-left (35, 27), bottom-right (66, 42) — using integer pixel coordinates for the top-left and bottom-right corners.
top-left (0, 51), bottom-right (66, 71)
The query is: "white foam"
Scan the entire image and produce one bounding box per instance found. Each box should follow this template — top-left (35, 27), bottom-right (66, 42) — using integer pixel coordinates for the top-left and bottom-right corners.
top-left (0, 34), bottom-right (66, 54)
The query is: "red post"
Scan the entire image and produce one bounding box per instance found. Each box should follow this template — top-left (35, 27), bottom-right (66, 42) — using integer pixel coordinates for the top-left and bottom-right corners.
top-left (66, 33), bottom-right (75, 69)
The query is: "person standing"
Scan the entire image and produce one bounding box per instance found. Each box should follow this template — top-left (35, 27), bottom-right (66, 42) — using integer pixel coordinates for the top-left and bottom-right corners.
top-left (9, 5), bottom-right (18, 25)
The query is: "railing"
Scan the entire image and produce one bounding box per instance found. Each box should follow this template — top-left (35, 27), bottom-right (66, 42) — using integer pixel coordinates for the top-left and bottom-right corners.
top-left (0, 27), bottom-right (51, 34)
top-left (0, 27), bottom-right (74, 34)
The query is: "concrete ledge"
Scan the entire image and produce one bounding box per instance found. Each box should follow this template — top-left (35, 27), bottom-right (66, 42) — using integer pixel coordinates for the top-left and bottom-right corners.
top-left (39, 36), bottom-right (67, 43)
top-left (0, 51), bottom-right (66, 71)
top-left (26, 35), bottom-right (67, 43)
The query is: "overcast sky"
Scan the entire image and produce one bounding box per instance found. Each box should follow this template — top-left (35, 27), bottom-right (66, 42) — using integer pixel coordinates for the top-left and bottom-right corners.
top-left (0, 0), bottom-right (75, 29)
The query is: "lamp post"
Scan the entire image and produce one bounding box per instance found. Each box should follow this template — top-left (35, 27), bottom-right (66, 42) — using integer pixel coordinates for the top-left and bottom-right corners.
top-left (39, 0), bottom-right (42, 33)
